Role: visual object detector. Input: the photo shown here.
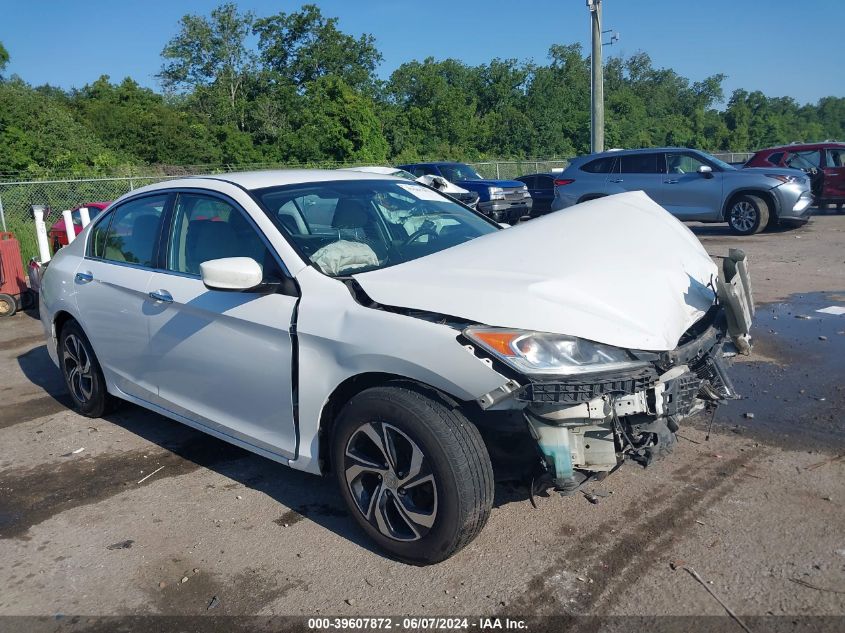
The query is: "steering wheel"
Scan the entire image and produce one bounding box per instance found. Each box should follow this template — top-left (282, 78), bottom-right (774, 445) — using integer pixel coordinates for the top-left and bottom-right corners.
top-left (403, 225), bottom-right (439, 246)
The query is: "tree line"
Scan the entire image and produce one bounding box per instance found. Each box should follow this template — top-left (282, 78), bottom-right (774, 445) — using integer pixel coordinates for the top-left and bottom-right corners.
top-left (1, 3), bottom-right (843, 178)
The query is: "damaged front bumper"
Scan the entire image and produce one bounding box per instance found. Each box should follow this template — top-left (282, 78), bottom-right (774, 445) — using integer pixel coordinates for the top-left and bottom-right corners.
top-left (487, 250), bottom-right (755, 492)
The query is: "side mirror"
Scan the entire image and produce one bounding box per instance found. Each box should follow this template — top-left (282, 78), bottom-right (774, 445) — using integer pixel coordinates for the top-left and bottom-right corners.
top-left (698, 165), bottom-right (714, 178)
top-left (200, 257), bottom-right (264, 291)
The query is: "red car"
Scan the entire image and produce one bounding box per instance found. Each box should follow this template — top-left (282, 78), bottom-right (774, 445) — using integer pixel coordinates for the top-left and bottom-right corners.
top-left (745, 143), bottom-right (845, 209)
top-left (49, 202), bottom-right (111, 252)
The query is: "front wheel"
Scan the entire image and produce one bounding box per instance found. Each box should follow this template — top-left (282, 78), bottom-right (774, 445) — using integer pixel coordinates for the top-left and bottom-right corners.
top-left (727, 194), bottom-right (769, 235)
top-left (332, 385), bottom-right (494, 565)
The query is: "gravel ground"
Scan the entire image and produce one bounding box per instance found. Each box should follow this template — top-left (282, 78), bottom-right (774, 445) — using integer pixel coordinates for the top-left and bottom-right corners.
top-left (0, 211), bottom-right (843, 627)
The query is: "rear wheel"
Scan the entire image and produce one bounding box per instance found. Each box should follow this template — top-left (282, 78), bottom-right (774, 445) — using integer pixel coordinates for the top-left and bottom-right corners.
top-left (0, 293), bottom-right (17, 317)
top-left (727, 194), bottom-right (769, 235)
top-left (59, 321), bottom-right (115, 417)
top-left (332, 385), bottom-right (493, 565)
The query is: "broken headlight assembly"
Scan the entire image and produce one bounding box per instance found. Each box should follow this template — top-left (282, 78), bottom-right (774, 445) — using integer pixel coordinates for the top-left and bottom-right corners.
top-left (464, 327), bottom-right (649, 377)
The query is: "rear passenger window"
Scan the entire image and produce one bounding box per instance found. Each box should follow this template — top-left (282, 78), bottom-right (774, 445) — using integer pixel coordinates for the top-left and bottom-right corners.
top-left (88, 212), bottom-right (112, 259)
top-left (618, 154), bottom-right (662, 174)
top-left (99, 195), bottom-right (168, 267)
top-left (581, 156), bottom-right (615, 173)
top-left (167, 193), bottom-right (271, 276)
top-left (766, 152), bottom-right (784, 166)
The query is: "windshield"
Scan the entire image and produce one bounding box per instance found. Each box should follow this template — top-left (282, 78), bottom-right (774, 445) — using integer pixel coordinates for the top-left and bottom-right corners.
top-left (696, 150), bottom-right (735, 171)
top-left (439, 164), bottom-right (483, 181)
top-left (254, 180), bottom-right (498, 277)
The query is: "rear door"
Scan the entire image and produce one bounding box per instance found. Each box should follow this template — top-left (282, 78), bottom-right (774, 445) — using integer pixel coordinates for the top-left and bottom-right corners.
top-left (74, 193), bottom-right (171, 400)
top-left (610, 153), bottom-right (665, 203)
top-left (532, 175), bottom-right (557, 214)
top-left (144, 191), bottom-right (299, 457)
top-left (660, 151), bottom-right (724, 220)
top-left (823, 147), bottom-right (845, 203)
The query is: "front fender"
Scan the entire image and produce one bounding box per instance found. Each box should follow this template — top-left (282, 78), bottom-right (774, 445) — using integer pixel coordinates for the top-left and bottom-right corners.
top-left (291, 267), bottom-right (510, 474)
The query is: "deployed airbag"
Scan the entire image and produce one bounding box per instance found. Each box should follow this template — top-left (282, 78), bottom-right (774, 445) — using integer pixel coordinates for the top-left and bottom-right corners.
top-left (311, 240), bottom-right (379, 276)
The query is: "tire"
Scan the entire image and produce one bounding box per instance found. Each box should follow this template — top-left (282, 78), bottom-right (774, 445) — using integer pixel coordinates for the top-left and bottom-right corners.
top-left (332, 384), bottom-right (494, 565)
top-left (0, 293), bottom-right (17, 317)
top-left (727, 194), bottom-right (769, 235)
top-left (59, 320), bottom-right (116, 417)
top-left (19, 289), bottom-right (36, 310)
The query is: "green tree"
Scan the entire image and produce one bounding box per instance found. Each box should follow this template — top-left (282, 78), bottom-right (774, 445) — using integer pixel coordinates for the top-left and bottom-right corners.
top-left (70, 76), bottom-right (222, 165)
top-left (253, 4), bottom-right (382, 93)
top-left (386, 58), bottom-right (482, 158)
top-left (0, 78), bottom-right (128, 176)
top-left (0, 41), bottom-right (9, 77)
top-left (159, 3), bottom-right (255, 129)
top-left (293, 76), bottom-right (388, 163)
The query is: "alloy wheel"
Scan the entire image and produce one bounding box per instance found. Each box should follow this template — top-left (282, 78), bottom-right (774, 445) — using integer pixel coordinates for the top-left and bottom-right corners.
top-left (343, 421), bottom-right (438, 542)
top-left (63, 333), bottom-right (94, 404)
top-left (730, 201), bottom-right (758, 233)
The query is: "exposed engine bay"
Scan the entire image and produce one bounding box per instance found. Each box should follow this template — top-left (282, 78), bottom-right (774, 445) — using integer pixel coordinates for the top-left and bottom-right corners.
top-left (474, 249), bottom-right (755, 495)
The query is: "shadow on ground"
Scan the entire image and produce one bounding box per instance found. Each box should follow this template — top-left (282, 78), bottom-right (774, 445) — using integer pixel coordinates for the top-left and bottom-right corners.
top-left (6, 338), bottom-right (534, 555)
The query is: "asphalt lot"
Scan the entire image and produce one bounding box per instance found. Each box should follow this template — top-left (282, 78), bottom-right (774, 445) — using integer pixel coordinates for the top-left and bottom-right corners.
top-left (0, 210), bottom-right (843, 625)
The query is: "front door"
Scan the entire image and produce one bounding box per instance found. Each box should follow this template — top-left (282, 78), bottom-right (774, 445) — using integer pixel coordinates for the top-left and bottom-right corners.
top-left (823, 147), bottom-right (845, 204)
top-left (660, 152), bottom-right (724, 220)
top-left (73, 193), bottom-right (171, 400)
top-left (144, 192), bottom-right (299, 458)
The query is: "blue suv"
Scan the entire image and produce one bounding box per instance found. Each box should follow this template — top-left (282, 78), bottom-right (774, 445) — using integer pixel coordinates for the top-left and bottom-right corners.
top-left (399, 162), bottom-right (532, 224)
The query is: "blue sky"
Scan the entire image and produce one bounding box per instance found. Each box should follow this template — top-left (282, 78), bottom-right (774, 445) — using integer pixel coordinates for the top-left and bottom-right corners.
top-left (1, 0), bottom-right (843, 106)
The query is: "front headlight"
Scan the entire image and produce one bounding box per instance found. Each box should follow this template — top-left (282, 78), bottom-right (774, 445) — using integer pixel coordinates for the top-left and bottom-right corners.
top-left (489, 186), bottom-right (505, 200)
top-left (765, 173), bottom-right (802, 185)
top-left (521, 185), bottom-right (531, 198)
top-left (464, 327), bottom-right (649, 376)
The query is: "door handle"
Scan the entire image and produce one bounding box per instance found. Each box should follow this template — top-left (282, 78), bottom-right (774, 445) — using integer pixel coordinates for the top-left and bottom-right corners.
top-left (609, 178), bottom-right (624, 183)
top-left (148, 290), bottom-right (173, 303)
top-left (664, 179), bottom-right (679, 184)
top-left (75, 271), bottom-right (93, 284)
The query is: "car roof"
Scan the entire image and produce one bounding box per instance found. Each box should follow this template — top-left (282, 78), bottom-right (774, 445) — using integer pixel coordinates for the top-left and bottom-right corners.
top-left (126, 169), bottom-right (401, 195)
top-left (399, 161), bottom-right (467, 167)
top-left (754, 142), bottom-right (845, 153)
top-left (339, 166), bottom-right (404, 175)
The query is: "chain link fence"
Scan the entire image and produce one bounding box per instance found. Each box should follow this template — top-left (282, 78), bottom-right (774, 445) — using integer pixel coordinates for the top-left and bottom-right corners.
top-left (0, 160), bottom-right (573, 267)
top-left (0, 153), bottom-right (755, 268)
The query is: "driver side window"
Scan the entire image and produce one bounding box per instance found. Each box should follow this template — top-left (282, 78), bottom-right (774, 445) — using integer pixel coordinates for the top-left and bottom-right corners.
top-left (666, 153), bottom-right (708, 174)
top-left (166, 193), bottom-right (272, 276)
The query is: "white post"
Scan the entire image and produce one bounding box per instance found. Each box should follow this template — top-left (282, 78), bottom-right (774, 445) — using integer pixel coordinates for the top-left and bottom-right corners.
top-left (62, 209), bottom-right (76, 244)
top-left (78, 206), bottom-right (91, 228)
top-left (33, 207), bottom-right (51, 263)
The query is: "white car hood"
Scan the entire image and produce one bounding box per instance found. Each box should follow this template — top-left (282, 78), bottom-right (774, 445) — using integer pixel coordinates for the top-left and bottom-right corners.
top-left (353, 191), bottom-right (719, 352)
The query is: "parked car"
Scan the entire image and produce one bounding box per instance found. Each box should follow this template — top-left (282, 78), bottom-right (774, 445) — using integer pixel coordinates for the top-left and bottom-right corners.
top-left (341, 166), bottom-right (479, 208)
top-left (514, 173), bottom-right (571, 216)
top-left (744, 142), bottom-right (845, 210)
top-left (49, 202), bottom-right (110, 252)
top-left (40, 170), bottom-right (753, 564)
top-left (398, 162), bottom-right (531, 224)
top-left (553, 148), bottom-right (814, 235)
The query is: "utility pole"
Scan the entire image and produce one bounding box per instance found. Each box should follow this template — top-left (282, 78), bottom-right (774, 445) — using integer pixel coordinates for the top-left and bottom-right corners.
top-left (588, 0), bottom-right (604, 153)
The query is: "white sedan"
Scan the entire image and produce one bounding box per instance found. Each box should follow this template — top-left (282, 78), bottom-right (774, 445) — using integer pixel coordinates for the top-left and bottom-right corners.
top-left (39, 170), bottom-right (752, 564)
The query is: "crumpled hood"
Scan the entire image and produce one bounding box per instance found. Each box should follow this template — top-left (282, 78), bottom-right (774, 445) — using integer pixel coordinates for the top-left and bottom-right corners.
top-left (354, 191), bottom-right (719, 352)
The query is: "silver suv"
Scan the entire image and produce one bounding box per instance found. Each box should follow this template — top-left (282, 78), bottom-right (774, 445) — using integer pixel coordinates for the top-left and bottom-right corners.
top-left (552, 148), bottom-right (814, 234)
